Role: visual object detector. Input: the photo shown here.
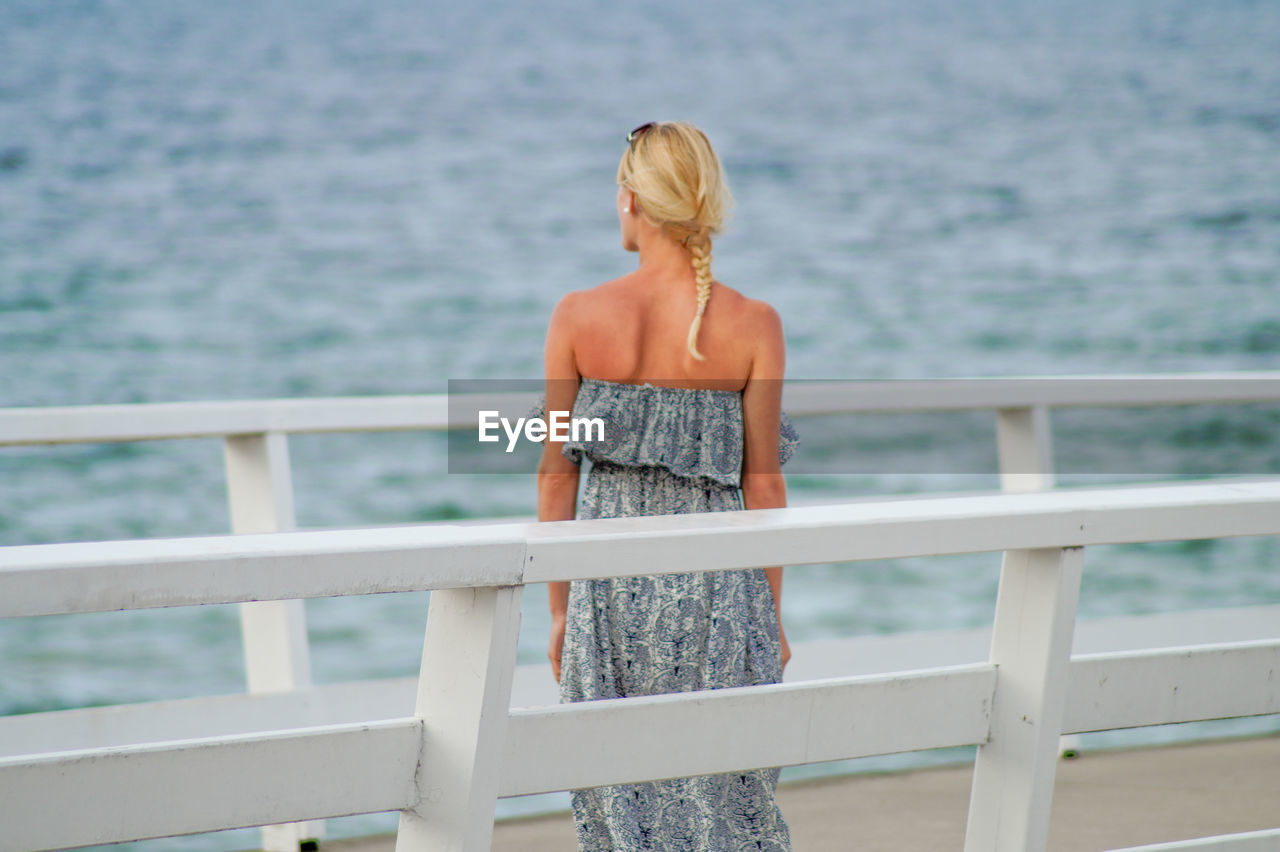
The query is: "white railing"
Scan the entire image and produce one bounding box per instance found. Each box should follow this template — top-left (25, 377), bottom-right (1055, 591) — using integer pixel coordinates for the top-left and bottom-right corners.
top-left (1106, 828), bottom-right (1280, 851)
top-left (2, 372), bottom-right (1279, 850)
top-left (1, 479), bottom-right (1278, 851)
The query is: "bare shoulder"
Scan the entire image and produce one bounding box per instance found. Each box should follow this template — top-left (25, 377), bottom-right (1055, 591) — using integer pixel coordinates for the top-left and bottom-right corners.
top-left (709, 280), bottom-right (775, 320)
top-left (557, 273), bottom-right (639, 318)
top-left (715, 283), bottom-right (782, 338)
top-left (729, 289), bottom-right (784, 378)
top-left (745, 295), bottom-right (783, 336)
top-left (550, 275), bottom-right (620, 323)
top-left (546, 287), bottom-right (583, 332)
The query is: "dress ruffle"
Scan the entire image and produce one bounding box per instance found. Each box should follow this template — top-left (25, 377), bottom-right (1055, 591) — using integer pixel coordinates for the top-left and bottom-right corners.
top-left (531, 377), bottom-right (799, 488)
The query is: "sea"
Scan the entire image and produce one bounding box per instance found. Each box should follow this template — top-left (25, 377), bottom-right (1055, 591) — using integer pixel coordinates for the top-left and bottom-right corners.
top-left (1, 0), bottom-right (1278, 848)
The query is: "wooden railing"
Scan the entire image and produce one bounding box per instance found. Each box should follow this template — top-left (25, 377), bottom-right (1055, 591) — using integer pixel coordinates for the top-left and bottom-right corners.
top-left (1, 372), bottom-right (1278, 850)
top-left (1, 480), bottom-right (1278, 851)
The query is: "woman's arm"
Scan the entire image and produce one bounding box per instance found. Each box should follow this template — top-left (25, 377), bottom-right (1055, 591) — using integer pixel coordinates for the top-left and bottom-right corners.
top-left (740, 301), bottom-right (790, 671)
top-left (538, 293), bottom-right (582, 682)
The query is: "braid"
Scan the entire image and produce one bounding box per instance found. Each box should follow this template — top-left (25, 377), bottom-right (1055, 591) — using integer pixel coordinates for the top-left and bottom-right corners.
top-left (686, 232), bottom-right (713, 361)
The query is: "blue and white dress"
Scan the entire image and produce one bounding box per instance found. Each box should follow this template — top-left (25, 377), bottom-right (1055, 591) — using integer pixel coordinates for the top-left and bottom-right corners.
top-left (546, 376), bottom-right (799, 852)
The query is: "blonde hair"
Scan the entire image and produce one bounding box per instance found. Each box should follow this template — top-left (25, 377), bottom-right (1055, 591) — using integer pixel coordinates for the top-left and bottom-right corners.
top-left (617, 122), bottom-right (733, 360)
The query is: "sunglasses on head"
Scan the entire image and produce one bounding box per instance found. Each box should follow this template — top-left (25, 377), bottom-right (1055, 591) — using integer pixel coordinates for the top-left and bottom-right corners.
top-left (627, 122), bottom-right (656, 145)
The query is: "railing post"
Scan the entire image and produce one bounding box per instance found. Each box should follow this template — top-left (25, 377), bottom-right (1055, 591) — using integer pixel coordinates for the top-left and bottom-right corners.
top-left (964, 545), bottom-right (1084, 852)
top-left (223, 432), bottom-right (321, 851)
top-left (995, 406), bottom-right (1079, 753)
top-left (996, 404), bottom-right (1055, 493)
top-left (396, 584), bottom-right (524, 852)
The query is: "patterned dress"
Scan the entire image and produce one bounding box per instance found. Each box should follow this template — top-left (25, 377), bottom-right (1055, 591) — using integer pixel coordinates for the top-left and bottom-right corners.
top-left (546, 377), bottom-right (799, 852)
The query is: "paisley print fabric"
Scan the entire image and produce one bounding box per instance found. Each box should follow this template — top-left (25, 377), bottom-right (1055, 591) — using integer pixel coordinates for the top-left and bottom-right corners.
top-left (538, 377), bottom-right (797, 852)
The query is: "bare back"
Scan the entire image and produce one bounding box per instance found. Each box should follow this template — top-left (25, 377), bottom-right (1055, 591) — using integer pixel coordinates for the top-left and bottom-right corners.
top-left (542, 262), bottom-right (787, 483)
top-left (565, 268), bottom-right (769, 391)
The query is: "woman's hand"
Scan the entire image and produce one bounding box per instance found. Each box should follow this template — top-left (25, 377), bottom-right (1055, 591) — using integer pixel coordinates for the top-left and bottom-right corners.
top-left (549, 613), bottom-right (566, 683)
top-left (778, 620), bottom-right (792, 673)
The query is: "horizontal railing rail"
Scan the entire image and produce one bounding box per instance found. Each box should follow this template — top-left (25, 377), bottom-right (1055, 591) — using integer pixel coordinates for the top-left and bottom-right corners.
top-left (2, 604), bottom-right (1277, 758)
top-left (0, 720), bottom-right (423, 850)
top-left (2, 372), bottom-right (1279, 445)
top-left (1104, 827), bottom-right (1280, 851)
top-left (0, 603), bottom-right (1273, 761)
top-left (1, 479), bottom-right (1278, 851)
top-left (3, 479), bottom-right (1278, 617)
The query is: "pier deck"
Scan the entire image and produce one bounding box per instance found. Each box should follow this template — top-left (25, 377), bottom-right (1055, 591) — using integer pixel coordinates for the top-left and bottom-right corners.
top-left (312, 735), bottom-right (1279, 852)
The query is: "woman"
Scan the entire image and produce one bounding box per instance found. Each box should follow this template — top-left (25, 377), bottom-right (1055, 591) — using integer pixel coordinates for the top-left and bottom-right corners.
top-left (536, 121), bottom-right (797, 851)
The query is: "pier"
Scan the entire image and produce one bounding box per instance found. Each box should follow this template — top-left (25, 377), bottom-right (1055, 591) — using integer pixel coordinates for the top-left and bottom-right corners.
top-left (1, 374), bottom-right (1278, 851)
